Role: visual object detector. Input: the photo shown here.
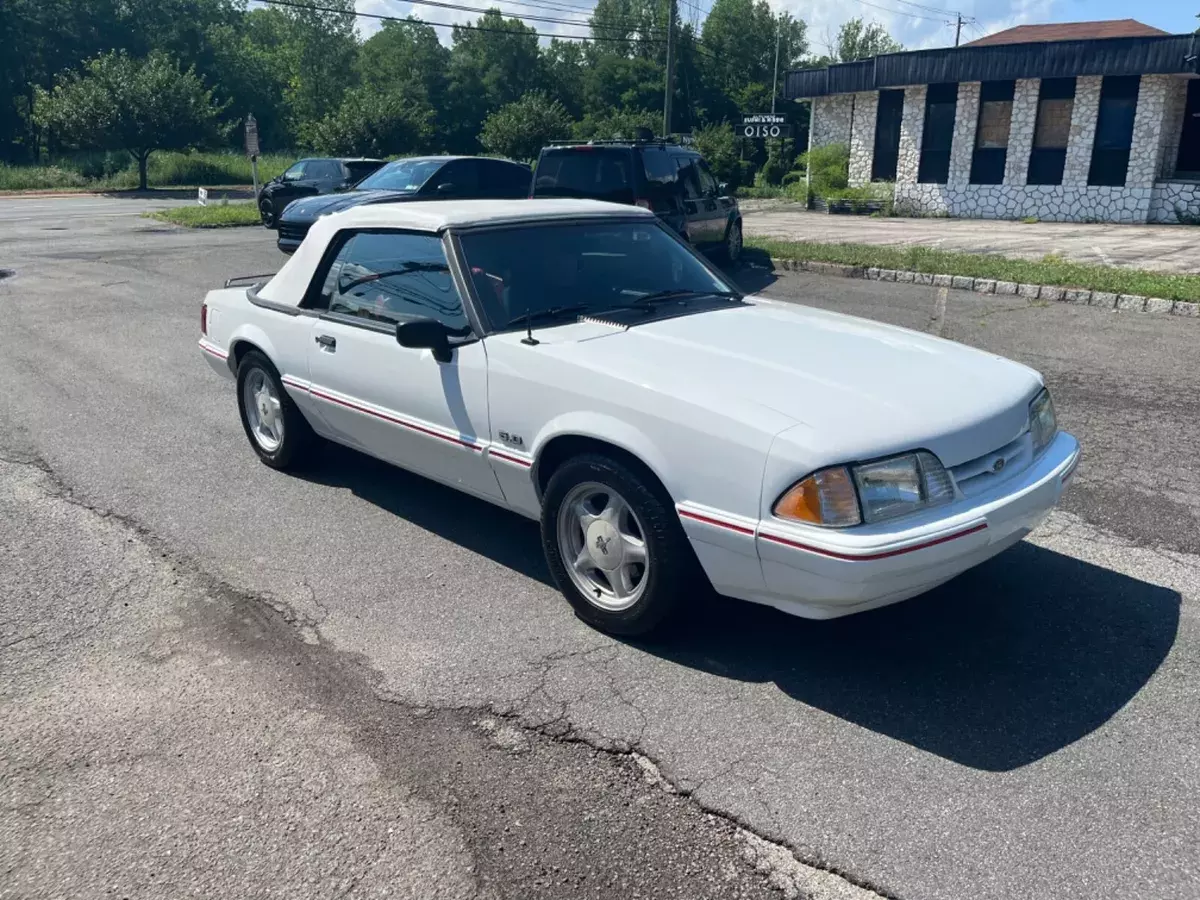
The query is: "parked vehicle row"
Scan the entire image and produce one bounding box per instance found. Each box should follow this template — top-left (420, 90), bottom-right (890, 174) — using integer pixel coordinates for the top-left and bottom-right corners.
top-left (259, 133), bottom-right (742, 263)
top-left (202, 198), bottom-right (1079, 637)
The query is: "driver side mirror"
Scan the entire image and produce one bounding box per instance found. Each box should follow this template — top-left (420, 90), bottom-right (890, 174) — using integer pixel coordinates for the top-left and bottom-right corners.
top-left (436, 182), bottom-right (456, 196)
top-left (396, 317), bottom-right (453, 363)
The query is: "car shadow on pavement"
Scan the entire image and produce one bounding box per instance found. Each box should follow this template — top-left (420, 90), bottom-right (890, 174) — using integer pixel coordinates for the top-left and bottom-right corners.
top-left (297, 444), bottom-right (1179, 773)
top-left (657, 542), bottom-right (1180, 772)
top-left (727, 250), bottom-right (778, 295)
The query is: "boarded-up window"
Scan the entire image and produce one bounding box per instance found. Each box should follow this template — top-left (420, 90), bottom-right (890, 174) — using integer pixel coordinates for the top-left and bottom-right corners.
top-left (1028, 78), bottom-right (1075, 185)
top-left (970, 81), bottom-right (1014, 184)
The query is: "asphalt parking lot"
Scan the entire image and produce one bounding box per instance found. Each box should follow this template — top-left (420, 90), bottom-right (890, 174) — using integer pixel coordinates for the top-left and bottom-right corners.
top-left (1, 196), bottom-right (1198, 900)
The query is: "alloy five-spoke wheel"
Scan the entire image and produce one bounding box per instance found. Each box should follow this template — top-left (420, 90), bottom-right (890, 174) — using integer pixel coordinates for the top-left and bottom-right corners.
top-left (242, 367), bottom-right (284, 453)
top-left (235, 350), bottom-right (314, 470)
top-left (556, 482), bottom-right (649, 612)
top-left (541, 453), bottom-right (704, 636)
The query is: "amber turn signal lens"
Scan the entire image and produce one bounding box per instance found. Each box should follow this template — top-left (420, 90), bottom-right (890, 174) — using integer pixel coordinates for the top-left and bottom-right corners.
top-left (774, 466), bottom-right (861, 527)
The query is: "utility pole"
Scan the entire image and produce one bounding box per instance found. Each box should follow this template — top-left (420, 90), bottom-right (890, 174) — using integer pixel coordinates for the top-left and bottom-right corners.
top-left (955, 13), bottom-right (962, 46)
top-left (663, 0), bottom-right (677, 136)
top-left (771, 14), bottom-right (782, 115)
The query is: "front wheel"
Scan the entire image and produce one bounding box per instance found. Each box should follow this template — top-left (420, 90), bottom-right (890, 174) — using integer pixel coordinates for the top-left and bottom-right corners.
top-left (541, 454), bottom-right (700, 636)
top-left (259, 197), bottom-right (276, 228)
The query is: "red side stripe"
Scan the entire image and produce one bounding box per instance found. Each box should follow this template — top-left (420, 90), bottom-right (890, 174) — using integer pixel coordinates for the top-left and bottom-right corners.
top-left (490, 449), bottom-right (533, 468)
top-left (759, 522), bottom-right (988, 562)
top-left (678, 508), bottom-right (756, 536)
top-left (200, 342), bottom-right (228, 360)
top-left (308, 387), bottom-right (482, 452)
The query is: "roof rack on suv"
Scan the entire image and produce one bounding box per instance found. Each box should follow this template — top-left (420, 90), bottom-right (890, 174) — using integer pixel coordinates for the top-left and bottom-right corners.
top-left (545, 136), bottom-right (684, 148)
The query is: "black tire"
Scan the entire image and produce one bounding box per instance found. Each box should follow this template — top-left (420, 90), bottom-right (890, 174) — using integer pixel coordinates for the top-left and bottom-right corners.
top-left (259, 197), bottom-right (276, 228)
top-left (541, 453), bottom-right (702, 637)
top-left (722, 218), bottom-right (743, 264)
top-left (235, 350), bottom-right (314, 470)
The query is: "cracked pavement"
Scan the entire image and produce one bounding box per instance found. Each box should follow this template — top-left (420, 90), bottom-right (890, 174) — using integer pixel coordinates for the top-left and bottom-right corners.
top-left (1, 196), bottom-right (1198, 899)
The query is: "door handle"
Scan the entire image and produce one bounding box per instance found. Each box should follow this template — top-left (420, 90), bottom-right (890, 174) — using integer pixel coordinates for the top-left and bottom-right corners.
top-left (315, 334), bottom-right (336, 350)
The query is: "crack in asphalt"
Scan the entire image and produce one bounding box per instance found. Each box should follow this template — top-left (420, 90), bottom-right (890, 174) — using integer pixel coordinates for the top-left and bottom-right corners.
top-left (0, 447), bottom-right (892, 900)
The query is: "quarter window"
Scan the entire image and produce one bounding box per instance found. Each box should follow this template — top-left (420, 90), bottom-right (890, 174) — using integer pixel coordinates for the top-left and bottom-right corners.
top-left (325, 232), bottom-right (469, 331)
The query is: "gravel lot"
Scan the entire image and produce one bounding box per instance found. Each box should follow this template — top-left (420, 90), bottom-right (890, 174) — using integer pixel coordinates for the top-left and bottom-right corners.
top-left (1, 196), bottom-right (1197, 900)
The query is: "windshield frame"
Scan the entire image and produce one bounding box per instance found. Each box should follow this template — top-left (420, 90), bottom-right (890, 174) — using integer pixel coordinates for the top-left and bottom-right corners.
top-left (446, 214), bottom-right (742, 336)
top-left (354, 158), bottom-right (447, 193)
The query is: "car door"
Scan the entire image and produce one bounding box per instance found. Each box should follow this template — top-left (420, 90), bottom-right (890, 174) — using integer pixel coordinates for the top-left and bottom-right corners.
top-left (274, 160), bottom-right (323, 206)
top-left (478, 159), bottom-right (531, 198)
top-left (306, 159), bottom-right (346, 195)
top-left (304, 229), bottom-right (504, 502)
top-left (424, 159), bottom-right (481, 199)
top-left (674, 156), bottom-right (718, 247)
top-left (695, 159), bottom-right (732, 245)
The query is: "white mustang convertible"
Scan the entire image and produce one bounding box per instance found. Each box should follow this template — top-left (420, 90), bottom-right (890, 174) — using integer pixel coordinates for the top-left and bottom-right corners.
top-left (199, 199), bottom-right (1080, 636)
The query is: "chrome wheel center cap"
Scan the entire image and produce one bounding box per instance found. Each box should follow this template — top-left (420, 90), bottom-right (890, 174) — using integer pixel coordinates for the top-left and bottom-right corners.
top-left (585, 521), bottom-right (623, 571)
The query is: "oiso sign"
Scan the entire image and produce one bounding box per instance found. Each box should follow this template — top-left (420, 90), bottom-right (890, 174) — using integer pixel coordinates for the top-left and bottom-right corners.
top-left (737, 114), bottom-right (791, 139)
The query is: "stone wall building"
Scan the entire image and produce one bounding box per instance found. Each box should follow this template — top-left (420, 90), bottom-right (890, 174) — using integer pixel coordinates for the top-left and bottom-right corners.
top-left (786, 20), bottom-right (1200, 224)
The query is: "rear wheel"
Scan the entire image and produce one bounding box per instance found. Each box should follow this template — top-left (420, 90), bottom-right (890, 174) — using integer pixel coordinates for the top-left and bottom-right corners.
top-left (723, 218), bottom-right (743, 264)
top-left (259, 197), bottom-right (276, 228)
top-left (541, 453), bottom-right (700, 636)
top-left (236, 350), bottom-right (313, 470)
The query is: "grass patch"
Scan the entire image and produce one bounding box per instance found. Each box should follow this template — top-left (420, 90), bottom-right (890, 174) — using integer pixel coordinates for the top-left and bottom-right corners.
top-left (148, 202), bottom-right (262, 228)
top-left (0, 151), bottom-right (293, 192)
top-left (747, 236), bottom-right (1200, 303)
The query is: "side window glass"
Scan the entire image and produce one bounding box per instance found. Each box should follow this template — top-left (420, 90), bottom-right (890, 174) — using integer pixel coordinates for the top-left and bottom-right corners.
top-left (436, 161), bottom-right (480, 193)
top-left (329, 232), bottom-right (470, 331)
top-left (312, 160), bottom-right (340, 180)
top-left (676, 159), bottom-right (702, 200)
top-left (696, 161), bottom-right (719, 195)
top-left (282, 161), bottom-right (307, 182)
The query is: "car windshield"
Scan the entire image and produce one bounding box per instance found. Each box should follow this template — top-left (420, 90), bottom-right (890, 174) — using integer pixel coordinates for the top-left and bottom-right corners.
top-left (458, 220), bottom-right (736, 330)
top-left (533, 148), bottom-right (635, 204)
top-left (355, 158), bottom-right (444, 192)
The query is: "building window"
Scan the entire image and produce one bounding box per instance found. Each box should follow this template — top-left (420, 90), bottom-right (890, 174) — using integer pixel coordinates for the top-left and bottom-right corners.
top-left (1027, 77), bottom-right (1075, 185)
top-left (1175, 78), bottom-right (1200, 176)
top-left (872, 89), bottom-right (905, 181)
top-left (918, 83), bottom-right (958, 184)
top-left (1088, 75), bottom-right (1140, 187)
top-left (970, 81), bottom-right (1015, 185)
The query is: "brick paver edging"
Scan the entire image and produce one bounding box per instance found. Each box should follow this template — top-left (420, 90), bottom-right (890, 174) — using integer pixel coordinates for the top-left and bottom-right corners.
top-left (768, 258), bottom-right (1200, 319)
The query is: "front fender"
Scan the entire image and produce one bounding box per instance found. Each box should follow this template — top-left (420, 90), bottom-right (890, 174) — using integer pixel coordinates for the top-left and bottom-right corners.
top-left (531, 412), bottom-right (677, 498)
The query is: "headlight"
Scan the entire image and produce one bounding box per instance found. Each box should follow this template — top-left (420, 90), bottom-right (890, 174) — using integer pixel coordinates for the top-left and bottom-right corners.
top-left (774, 451), bottom-right (955, 528)
top-left (1029, 388), bottom-right (1057, 456)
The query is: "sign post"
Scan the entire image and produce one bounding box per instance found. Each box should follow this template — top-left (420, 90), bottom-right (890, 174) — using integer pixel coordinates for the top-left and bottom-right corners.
top-left (245, 114), bottom-right (261, 197)
top-left (736, 114), bottom-right (792, 140)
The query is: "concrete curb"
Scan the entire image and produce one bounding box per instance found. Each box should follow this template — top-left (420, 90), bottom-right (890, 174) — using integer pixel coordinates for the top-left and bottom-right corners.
top-left (768, 257), bottom-right (1199, 319)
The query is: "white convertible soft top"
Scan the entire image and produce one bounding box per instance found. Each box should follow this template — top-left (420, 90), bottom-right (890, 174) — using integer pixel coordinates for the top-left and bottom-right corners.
top-left (257, 198), bottom-right (654, 305)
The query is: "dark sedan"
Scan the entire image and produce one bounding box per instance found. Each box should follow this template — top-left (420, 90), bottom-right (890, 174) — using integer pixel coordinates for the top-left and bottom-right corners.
top-left (257, 157), bottom-right (385, 228)
top-left (274, 155), bottom-right (532, 254)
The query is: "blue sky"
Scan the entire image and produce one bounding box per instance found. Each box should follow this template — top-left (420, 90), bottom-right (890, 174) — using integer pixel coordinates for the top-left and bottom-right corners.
top-left (353, 0), bottom-right (1199, 47)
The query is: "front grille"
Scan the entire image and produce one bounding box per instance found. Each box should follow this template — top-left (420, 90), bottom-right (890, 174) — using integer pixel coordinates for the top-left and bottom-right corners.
top-left (949, 434), bottom-right (1031, 498)
top-left (278, 222), bottom-right (309, 244)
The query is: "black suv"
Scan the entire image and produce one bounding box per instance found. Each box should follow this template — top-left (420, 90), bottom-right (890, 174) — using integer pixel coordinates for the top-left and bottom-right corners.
top-left (258, 157), bottom-right (385, 227)
top-left (531, 138), bottom-right (742, 263)
top-left (275, 155), bottom-right (532, 254)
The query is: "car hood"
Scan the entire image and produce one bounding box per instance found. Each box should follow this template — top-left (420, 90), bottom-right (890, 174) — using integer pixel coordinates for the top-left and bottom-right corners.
top-left (518, 299), bottom-right (1043, 468)
top-left (281, 189), bottom-right (417, 223)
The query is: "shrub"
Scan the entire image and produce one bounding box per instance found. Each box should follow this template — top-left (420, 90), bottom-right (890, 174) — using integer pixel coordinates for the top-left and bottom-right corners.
top-left (798, 143), bottom-right (850, 198)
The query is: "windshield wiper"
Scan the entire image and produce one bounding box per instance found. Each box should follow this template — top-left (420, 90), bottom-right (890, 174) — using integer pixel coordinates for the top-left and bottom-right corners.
top-left (632, 288), bottom-right (740, 306)
top-left (499, 304), bottom-right (589, 330)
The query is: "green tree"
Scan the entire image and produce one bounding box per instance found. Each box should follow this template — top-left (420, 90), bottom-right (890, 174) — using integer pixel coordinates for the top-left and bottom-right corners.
top-left (544, 39), bottom-right (587, 120)
top-left (834, 18), bottom-right (902, 62)
top-left (358, 18), bottom-right (450, 107)
top-left (308, 87), bottom-right (434, 158)
top-left (691, 121), bottom-right (739, 184)
top-left (573, 107), bottom-right (658, 140)
top-left (699, 0), bottom-right (807, 120)
top-left (33, 50), bottom-right (227, 189)
top-left (446, 11), bottom-right (545, 152)
top-left (480, 91), bottom-right (573, 161)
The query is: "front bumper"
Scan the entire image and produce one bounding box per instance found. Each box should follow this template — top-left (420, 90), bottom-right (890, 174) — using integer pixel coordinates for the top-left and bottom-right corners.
top-left (681, 431), bottom-right (1080, 619)
top-left (276, 221), bottom-right (309, 254)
